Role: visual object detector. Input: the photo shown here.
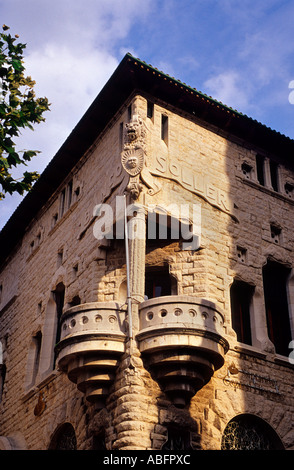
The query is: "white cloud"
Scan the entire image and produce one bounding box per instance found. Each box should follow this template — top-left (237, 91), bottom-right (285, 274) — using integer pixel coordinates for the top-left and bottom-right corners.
top-left (23, 45), bottom-right (119, 159)
top-left (204, 71), bottom-right (251, 113)
top-left (0, 0), bottom-right (154, 228)
top-left (1, 0), bottom-right (294, 228)
top-left (2, 0), bottom-right (154, 162)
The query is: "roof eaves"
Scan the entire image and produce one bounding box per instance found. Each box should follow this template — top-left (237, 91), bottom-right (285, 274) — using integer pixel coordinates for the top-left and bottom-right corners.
top-left (1, 53), bottom-right (294, 267)
top-left (126, 53), bottom-right (294, 144)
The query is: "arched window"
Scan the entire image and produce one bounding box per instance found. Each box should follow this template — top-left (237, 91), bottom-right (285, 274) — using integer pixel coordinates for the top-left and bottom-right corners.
top-left (49, 423), bottom-right (77, 450)
top-left (54, 283), bottom-right (65, 344)
top-left (25, 330), bottom-right (42, 390)
top-left (221, 414), bottom-right (284, 450)
top-left (38, 283), bottom-right (65, 381)
top-left (53, 283), bottom-right (65, 368)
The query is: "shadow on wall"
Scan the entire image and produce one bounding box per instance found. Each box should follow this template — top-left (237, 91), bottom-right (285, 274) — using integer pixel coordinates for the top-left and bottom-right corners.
top-left (222, 134), bottom-right (293, 450)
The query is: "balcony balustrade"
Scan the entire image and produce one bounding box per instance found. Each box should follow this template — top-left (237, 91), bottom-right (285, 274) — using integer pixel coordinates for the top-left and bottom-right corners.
top-left (55, 302), bottom-right (127, 407)
top-left (137, 295), bottom-right (229, 407)
top-left (55, 296), bottom-right (229, 408)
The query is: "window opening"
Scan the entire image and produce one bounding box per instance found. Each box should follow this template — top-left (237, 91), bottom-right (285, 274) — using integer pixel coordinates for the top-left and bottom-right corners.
top-left (230, 280), bottom-right (253, 345)
top-left (72, 264), bottom-right (79, 279)
top-left (237, 246), bottom-right (247, 263)
top-left (269, 161), bottom-right (279, 192)
top-left (49, 423), bottom-right (77, 450)
top-left (67, 180), bottom-right (73, 208)
top-left (74, 186), bottom-right (80, 199)
top-left (37, 302), bottom-right (42, 315)
top-left (162, 426), bottom-right (193, 451)
top-left (31, 331), bottom-right (42, 385)
top-left (161, 114), bottom-right (168, 144)
top-left (145, 266), bottom-right (176, 299)
top-left (256, 154), bottom-right (265, 186)
top-left (52, 213), bottom-right (58, 228)
top-left (147, 101), bottom-right (154, 119)
top-left (241, 162), bottom-right (253, 180)
top-left (92, 430), bottom-right (106, 450)
top-left (53, 283), bottom-right (65, 367)
top-left (60, 188), bottom-right (66, 217)
top-left (285, 182), bottom-right (294, 198)
top-left (270, 224), bottom-right (281, 244)
top-left (263, 260), bottom-right (291, 356)
top-left (221, 414), bottom-right (284, 450)
top-left (0, 363), bottom-right (6, 403)
top-left (57, 249), bottom-right (63, 268)
top-left (68, 295), bottom-right (81, 308)
top-left (119, 122), bottom-right (124, 151)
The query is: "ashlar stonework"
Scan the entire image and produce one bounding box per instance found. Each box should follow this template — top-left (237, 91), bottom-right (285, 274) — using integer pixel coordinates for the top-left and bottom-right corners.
top-left (0, 54), bottom-right (294, 451)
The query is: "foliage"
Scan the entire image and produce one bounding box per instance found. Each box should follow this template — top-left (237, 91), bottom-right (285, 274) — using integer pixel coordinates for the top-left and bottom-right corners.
top-left (0, 24), bottom-right (50, 199)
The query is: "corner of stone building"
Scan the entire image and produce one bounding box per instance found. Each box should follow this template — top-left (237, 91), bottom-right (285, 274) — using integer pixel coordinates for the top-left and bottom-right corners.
top-left (100, 338), bottom-right (160, 450)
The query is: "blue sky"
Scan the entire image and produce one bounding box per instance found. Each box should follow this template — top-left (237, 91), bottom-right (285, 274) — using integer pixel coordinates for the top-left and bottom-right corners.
top-left (1, 0), bottom-right (294, 228)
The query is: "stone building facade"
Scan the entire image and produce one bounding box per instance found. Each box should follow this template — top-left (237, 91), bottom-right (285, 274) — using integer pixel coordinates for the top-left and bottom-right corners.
top-left (0, 54), bottom-right (294, 451)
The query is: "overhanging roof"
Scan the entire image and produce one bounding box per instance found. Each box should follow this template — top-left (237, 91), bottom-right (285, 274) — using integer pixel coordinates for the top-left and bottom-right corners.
top-left (1, 53), bottom-right (294, 266)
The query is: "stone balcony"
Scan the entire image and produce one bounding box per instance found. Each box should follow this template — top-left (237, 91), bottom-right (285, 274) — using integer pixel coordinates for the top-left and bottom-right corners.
top-left (136, 295), bottom-right (229, 407)
top-left (55, 302), bottom-right (127, 407)
top-left (55, 296), bottom-right (229, 408)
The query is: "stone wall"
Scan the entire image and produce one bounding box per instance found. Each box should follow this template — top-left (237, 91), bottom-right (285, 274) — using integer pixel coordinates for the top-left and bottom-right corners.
top-left (0, 94), bottom-right (294, 450)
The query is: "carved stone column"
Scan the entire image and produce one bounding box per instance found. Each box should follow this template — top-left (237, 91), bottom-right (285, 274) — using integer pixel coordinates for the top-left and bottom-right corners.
top-left (108, 101), bottom-right (159, 449)
top-left (121, 100), bottom-right (147, 337)
top-left (127, 202), bottom-right (146, 335)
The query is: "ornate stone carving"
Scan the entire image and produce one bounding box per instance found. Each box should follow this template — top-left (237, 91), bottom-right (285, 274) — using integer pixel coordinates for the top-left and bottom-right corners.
top-left (122, 148), bottom-right (144, 177)
top-left (34, 391), bottom-right (46, 416)
top-left (124, 108), bottom-right (146, 151)
top-left (137, 296), bottom-right (229, 407)
top-left (55, 302), bottom-right (127, 407)
top-left (125, 176), bottom-right (143, 199)
top-left (121, 104), bottom-right (161, 198)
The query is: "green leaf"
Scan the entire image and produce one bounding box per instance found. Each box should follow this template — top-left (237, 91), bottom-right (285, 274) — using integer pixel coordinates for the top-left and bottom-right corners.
top-left (0, 25), bottom-right (50, 199)
top-left (23, 150), bottom-right (38, 161)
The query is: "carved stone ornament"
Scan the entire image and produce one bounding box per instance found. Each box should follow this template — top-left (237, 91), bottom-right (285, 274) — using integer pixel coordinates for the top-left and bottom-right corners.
top-left (124, 110), bottom-right (145, 149)
top-left (121, 148), bottom-right (144, 177)
top-left (121, 104), bottom-right (161, 198)
top-left (34, 392), bottom-right (46, 416)
top-left (126, 176), bottom-right (143, 199)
